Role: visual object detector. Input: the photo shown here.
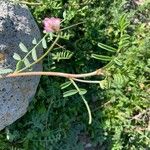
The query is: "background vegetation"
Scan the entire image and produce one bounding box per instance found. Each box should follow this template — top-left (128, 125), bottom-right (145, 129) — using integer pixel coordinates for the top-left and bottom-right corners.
top-left (0, 0), bottom-right (149, 149)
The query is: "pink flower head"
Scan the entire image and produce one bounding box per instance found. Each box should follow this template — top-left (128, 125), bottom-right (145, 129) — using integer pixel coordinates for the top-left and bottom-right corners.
top-left (43, 17), bottom-right (61, 32)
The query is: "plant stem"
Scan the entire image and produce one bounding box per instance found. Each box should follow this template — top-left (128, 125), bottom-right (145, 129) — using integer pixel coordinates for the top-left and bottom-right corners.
top-left (55, 42), bottom-right (66, 50)
top-left (72, 78), bottom-right (100, 84)
top-left (5, 68), bottom-right (104, 78)
top-left (70, 78), bottom-right (92, 124)
top-left (60, 22), bottom-right (84, 31)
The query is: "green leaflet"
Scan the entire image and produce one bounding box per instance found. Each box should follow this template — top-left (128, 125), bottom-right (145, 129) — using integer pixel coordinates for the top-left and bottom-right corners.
top-left (24, 58), bottom-right (30, 67)
top-left (98, 42), bottom-right (117, 52)
top-left (48, 32), bottom-right (53, 41)
top-left (32, 38), bottom-right (37, 45)
top-left (113, 73), bottom-right (125, 88)
top-left (15, 60), bottom-right (24, 71)
top-left (19, 42), bottom-right (28, 53)
top-left (13, 53), bottom-right (21, 61)
top-left (114, 58), bottom-right (122, 66)
top-left (63, 89), bottom-right (78, 97)
top-left (59, 32), bottom-right (70, 40)
top-left (31, 48), bottom-right (37, 61)
top-left (60, 81), bottom-right (72, 89)
top-left (79, 88), bottom-right (87, 95)
top-left (42, 37), bottom-right (47, 49)
top-left (63, 11), bottom-right (67, 19)
top-left (91, 54), bottom-right (112, 61)
top-left (119, 34), bottom-right (130, 49)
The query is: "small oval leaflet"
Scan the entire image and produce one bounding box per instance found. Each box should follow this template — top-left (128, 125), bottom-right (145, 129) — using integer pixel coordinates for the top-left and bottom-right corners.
top-left (13, 53), bottom-right (21, 61)
top-left (19, 42), bottom-right (28, 53)
top-left (42, 37), bottom-right (47, 49)
top-left (24, 58), bottom-right (30, 67)
top-left (32, 38), bottom-right (37, 45)
top-left (15, 60), bottom-right (24, 72)
top-left (32, 48), bottom-right (37, 61)
top-left (61, 81), bottom-right (72, 89)
top-left (63, 89), bottom-right (78, 97)
top-left (79, 88), bottom-right (87, 95)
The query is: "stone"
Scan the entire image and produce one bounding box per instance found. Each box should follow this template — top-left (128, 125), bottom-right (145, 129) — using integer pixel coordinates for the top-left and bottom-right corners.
top-left (0, 1), bottom-right (42, 131)
top-left (133, 0), bottom-right (145, 5)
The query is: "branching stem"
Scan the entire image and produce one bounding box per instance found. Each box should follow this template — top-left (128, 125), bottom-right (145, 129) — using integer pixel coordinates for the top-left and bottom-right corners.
top-left (70, 78), bottom-right (92, 124)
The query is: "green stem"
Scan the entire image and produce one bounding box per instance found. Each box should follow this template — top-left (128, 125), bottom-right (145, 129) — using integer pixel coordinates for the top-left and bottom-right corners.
top-left (70, 78), bottom-right (92, 124)
top-left (16, 35), bottom-right (60, 73)
top-left (60, 22), bottom-right (84, 31)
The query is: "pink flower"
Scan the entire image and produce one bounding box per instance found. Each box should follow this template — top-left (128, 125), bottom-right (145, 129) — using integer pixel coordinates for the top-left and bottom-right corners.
top-left (43, 17), bottom-right (61, 32)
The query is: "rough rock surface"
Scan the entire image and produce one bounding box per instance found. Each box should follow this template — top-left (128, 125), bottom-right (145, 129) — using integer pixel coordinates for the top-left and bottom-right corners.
top-left (0, 1), bottom-right (42, 131)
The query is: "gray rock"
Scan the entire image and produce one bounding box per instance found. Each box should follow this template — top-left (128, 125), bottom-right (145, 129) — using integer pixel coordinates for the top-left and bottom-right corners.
top-left (0, 1), bottom-right (42, 130)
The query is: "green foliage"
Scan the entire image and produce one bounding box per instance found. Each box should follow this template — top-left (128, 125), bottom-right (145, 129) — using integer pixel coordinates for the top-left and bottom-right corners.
top-left (0, 0), bottom-right (150, 149)
top-left (98, 42), bottom-right (117, 53)
top-left (91, 54), bottom-right (112, 61)
top-left (102, 39), bottom-right (150, 149)
top-left (52, 50), bottom-right (73, 62)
